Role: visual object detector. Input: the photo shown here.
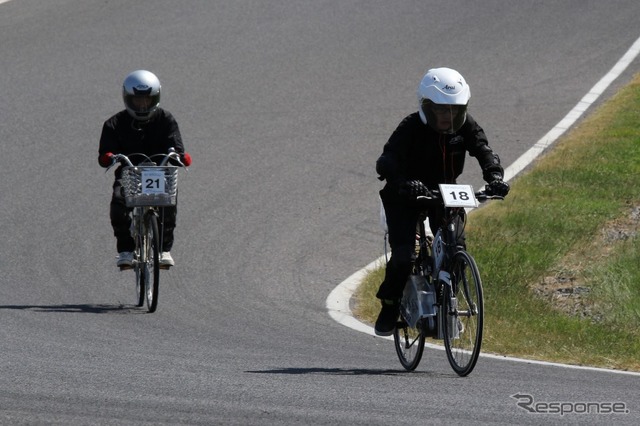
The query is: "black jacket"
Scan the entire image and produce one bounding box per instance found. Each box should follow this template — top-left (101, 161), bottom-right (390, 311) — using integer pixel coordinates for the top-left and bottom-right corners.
top-left (98, 108), bottom-right (185, 178)
top-left (376, 112), bottom-right (503, 203)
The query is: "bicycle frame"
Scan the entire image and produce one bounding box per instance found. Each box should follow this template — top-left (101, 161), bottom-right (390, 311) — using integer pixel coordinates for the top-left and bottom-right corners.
top-left (131, 206), bottom-right (162, 265)
top-left (437, 201), bottom-right (476, 331)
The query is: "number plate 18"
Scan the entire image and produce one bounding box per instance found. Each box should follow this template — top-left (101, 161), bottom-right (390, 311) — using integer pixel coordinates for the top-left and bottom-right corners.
top-left (439, 184), bottom-right (478, 208)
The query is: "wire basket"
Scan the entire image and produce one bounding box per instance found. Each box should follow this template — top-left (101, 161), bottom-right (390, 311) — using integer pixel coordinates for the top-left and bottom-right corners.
top-left (121, 166), bottom-right (178, 207)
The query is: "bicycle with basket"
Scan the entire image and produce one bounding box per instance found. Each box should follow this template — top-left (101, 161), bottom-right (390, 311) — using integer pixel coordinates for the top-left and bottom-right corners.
top-left (106, 149), bottom-right (185, 313)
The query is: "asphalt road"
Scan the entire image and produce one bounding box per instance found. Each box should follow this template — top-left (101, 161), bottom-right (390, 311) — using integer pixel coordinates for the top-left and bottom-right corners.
top-left (1, 1), bottom-right (639, 424)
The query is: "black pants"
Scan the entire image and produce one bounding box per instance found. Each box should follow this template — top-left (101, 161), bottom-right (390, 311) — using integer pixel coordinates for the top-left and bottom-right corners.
top-left (376, 198), bottom-right (465, 302)
top-left (110, 183), bottom-right (177, 253)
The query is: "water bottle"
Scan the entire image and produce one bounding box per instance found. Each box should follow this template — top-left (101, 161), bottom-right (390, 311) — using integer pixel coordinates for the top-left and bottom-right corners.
top-left (419, 280), bottom-right (437, 318)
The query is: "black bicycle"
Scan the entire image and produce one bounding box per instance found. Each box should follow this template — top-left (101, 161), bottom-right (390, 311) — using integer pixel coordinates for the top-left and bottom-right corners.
top-left (106, 150), bottom-right (185, 312)
top-left (393, 184), bottom-right (502, 376)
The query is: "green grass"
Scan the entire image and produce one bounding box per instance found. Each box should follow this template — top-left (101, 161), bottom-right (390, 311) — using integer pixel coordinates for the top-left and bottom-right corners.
top-left (355, 72), bottom-right (640, 372)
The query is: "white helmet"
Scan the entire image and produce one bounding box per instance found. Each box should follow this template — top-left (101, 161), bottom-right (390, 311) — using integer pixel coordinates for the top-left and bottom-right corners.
top-left (122, 70), bottom-right (161, 121)
top-left (417, 67), bottom-right (470, 134)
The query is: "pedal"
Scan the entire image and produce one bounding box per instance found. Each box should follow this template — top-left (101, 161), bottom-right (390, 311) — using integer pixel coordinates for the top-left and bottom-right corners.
top-left (119, 265), bottom-right (133, 271)
top-left (159, 264), bottom-right (172, 270)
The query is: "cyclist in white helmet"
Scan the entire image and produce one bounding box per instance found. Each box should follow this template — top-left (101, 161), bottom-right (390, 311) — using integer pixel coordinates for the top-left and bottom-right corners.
top-left (374, 67), bottom-right (509, 336)
top-left (98, 70), bottom-right (192, 268)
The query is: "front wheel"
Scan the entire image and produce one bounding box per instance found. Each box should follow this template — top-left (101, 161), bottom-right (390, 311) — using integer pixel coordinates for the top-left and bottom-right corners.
top-left (393, 318), bottom-right (426, 371)
top-left (443, 251), bottom-right (484, 376)
top-left (144, 213), bottom-right (160, 313)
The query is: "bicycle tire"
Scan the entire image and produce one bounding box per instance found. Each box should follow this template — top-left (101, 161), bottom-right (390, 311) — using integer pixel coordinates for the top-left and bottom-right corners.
top-left (443, 250), bottom-right (484, 376)
top-left (144, 213), bottom-right (160, 313)
top-left (393, 318), bottom-right (426, 371)
top-left (134, 232), bottom-right (145, 307)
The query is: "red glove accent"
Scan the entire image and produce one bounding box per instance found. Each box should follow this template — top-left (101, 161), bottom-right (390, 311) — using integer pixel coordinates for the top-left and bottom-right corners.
top-left (98, 152), bottom-right (114, 167)
top-left (181, 152), bottom-right (192, 167)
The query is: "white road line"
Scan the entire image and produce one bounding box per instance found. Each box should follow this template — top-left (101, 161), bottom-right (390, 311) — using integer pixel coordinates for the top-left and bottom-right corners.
top-left (504, 35), bottom-right (640, 182)
top-left (327, 35), bottom-right (640, 376)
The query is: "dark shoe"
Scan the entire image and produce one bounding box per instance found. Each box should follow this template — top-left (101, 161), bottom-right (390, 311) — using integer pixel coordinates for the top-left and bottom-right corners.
top-left (374, 300), bottom-right (399, 336)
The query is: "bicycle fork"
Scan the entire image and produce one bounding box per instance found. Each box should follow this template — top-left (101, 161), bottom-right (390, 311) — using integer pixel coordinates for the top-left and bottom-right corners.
top-left (436, 271), bottom-right (460, 340)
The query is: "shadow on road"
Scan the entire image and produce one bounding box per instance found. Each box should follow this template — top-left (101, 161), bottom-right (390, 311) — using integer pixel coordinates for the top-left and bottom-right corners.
top-left (246, 367), bottom-right (452, 377)
top-left (0, 303), bottom-right (143, 314)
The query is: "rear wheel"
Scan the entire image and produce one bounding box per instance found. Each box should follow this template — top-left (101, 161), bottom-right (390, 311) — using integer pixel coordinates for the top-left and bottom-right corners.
top-left (393, 318), bottom-right (426, 371)
top-left (443, 251), bottom-right (484, 376)
top-left (144, 214), bottom-right (160, 313)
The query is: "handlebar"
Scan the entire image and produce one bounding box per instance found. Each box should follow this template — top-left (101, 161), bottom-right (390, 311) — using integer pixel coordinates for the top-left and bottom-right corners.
top-left (475, 189), bottom-right (505, 202)
top-left (106, 148), bottom-right (187, 172)
top-left (415, 187), bottom-right (504, 206)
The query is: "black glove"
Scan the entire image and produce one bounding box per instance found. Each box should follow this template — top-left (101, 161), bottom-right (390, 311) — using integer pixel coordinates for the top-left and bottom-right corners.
top-left (398, 180), bottom-right (430, 199)
top-left (486, 179), bottom-right (510, 197)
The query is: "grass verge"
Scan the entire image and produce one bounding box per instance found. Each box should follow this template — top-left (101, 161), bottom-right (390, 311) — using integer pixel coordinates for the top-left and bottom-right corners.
top-left (354, 72), bottom-right (640, 372)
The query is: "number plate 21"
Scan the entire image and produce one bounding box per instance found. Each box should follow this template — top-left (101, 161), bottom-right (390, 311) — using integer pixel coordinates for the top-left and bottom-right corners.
top-left (141, 170), bottom-right (166, 194)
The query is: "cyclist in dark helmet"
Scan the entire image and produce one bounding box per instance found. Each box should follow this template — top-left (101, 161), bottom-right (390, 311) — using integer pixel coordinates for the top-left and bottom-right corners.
top-left (98, 70), bottom-right (192, 268)
top-left (374, 67), bottom-right (509, 336)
